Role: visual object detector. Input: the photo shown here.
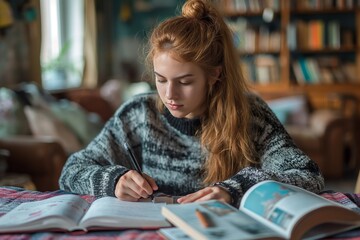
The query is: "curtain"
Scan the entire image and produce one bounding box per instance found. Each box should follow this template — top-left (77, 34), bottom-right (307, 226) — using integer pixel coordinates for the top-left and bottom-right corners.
top-left (0, 0), bottom-right (41, 87)
top-left (28, 0), bottom-right (42, 87)
top-left (82, 0), bottom-right (98, 88)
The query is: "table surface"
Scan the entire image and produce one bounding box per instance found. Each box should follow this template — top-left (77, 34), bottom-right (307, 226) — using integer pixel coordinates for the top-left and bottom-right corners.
top-left (0, 186), bottom-right (359, 240)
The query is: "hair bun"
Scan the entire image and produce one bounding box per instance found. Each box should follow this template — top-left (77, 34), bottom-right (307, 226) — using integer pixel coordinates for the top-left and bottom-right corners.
top-left (182, 0), bottom-right (210, 20)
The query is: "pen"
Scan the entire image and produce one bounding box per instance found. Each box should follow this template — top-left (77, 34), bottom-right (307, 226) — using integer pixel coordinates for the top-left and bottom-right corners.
top-left (195, 208), bottom-right (214, 228)
top-left (123, 142), bottom-right (154, 200)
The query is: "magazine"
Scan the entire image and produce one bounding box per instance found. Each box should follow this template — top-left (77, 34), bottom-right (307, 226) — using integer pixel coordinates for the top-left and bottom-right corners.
top-left (0, 194), bottom-right (171, 233)
top-left (161, 180), bottom-right (360, 240)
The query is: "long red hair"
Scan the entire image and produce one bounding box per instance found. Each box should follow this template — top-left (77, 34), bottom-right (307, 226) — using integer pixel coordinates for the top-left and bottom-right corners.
top-left (146, 0), bottom-right (257, 184)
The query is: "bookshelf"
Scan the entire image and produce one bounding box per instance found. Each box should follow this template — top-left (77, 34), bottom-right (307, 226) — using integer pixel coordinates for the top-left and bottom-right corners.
top-left (213, 0), bottom-right (360, 110)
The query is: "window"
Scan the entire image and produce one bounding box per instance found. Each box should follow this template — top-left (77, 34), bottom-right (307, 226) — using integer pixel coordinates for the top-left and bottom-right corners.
top-left (40, 0), bottom-right (84, 90)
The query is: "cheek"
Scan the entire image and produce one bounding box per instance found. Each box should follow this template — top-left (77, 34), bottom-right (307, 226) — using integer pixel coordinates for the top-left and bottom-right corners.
top-left (182, 88), bottom-right (205, 108)
top-left (193, 92), bottom-right (206, 105)
top-left (155, 83), bottom-right (162, 93)
top-left (189, 84), bottom-right (207, 101)
top-left (186, 89), bottom-right (199, 99)
top-left (155, 83), bottom-right (165, 97)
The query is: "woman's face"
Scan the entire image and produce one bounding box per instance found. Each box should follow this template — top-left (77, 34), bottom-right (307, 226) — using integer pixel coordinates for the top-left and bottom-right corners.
top-left (154, 52), bottom-right (208, 119)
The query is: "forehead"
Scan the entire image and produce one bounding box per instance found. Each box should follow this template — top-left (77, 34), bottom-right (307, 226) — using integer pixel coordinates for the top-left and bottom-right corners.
top-left (153, 52), bottom-right (204, 76)
top-left (153, 51), bottom-right (183, 65)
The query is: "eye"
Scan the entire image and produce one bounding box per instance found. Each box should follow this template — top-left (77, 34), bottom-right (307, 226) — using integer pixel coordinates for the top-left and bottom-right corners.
top-left (156, 77), bottom-right (166, 83)
top-left (179, 81), bottom-right (192, 85)
top-left (179, 78), bottom-right (193, 85)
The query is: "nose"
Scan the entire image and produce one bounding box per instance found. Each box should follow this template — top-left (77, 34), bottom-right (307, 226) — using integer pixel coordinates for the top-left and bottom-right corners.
top-left (165, 82), bottom-right (177, 100)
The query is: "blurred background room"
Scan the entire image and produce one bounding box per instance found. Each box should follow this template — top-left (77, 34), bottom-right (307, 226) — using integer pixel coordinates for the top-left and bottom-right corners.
top-left (0, 0), bottom-right (359, 193)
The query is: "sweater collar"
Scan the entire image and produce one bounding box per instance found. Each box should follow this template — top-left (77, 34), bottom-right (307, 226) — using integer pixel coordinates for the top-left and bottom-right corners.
top-left (163, 108), bottom-right (201, 136)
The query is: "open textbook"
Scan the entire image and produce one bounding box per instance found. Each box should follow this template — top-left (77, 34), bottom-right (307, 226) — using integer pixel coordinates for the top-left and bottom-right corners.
top-left (0, 194), bottom-right (171, 233)
top-left (161, 180), bottom-right (360, 240)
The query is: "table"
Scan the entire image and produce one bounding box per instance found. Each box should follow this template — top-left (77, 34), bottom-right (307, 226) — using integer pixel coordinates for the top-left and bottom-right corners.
top-left (0, 186), bottom-right (163, 240)
top-left (0, 187), bottom-right (359, 239)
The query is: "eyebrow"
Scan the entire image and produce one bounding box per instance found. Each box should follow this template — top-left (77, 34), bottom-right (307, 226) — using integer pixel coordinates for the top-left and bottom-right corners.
top-left (154, 71), bottom-right (194, 80)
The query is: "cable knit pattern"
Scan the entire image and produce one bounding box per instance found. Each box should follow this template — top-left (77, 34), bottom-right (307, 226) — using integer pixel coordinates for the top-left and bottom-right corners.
top-left (59, 92), bottom-right (324, 206)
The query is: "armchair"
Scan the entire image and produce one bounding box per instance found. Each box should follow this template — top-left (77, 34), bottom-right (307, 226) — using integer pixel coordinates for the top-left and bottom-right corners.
top-left (0, 136), bottom-right (67, 191)
top-left (263, 93), bottom-right (347, 179)
top-left (285, 110), bottom-right (346, 178)
top-left (356, 171), bottom-right (360, 193)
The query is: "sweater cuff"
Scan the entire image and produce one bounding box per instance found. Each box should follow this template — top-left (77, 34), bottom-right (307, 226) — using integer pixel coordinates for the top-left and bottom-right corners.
top-left (213, 181), bottom-right (243, 208)
top-left (104, 168), bottom-right (129, 197)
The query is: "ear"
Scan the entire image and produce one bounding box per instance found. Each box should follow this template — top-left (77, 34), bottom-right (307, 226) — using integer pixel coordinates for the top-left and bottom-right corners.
top-left (209, 66), bottom-right (222, 85)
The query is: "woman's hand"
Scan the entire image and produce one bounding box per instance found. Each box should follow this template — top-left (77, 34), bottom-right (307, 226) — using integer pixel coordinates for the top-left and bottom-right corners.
top-left (115, 170), bottom-right (158, 201)
top-left (177, 186), bottom-right (232, 204)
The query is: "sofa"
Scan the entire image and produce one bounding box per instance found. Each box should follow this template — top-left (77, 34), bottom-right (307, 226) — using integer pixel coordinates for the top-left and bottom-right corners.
top-left (0, 81), bottom-right (152, 191)
top-left (0, 85), bottom-right (115, 191)
top-left (51, 88), bottom-right (114, 122)
top-left (0, 136), bottom-right (67, 191)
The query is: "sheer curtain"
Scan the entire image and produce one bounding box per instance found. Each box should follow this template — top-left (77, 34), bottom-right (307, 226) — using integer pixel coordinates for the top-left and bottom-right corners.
top-left (82, 0), bottom-right (98, 88)
top-left (40, 0), bottom-right (89, 90)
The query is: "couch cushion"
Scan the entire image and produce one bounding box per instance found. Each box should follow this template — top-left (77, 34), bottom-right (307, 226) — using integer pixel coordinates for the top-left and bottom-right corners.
top-left (24, 106), bottom-right (82, 154)
top-left (0, 88), bottom-right (31, 137)
top-left (285, 126), bottom-right (321, 150)
top-left (50, 99), bottom-right (103, 146)
top-left (266, 95), bottom-right (309, 126)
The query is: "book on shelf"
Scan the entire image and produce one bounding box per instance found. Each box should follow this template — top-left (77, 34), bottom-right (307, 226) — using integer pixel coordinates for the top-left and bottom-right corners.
top-left (292, 56), bottom-right (358, 85)
top-left (295, 19), bottom-right (343, 51)
top-left (296, 20), bottom-right (309, 50)
top-left (343, 62), bottom-right (358, 83)
top-left (0, 194), bottom-right (172, 233)
top-left (215, 0), bottom-right (280, 14)
top-left (308, 20), bottom-right (324, 50)
top-left (293, 0), bottom-right (355, 12)
top-left (305, 58), bottom-right (321, 83)
top-left (298, 58), bottom-right (312, 83)
top-left (328, 21), bottom-right (341, 49)
top-left (225, 15), bottom-right (281, 53)
top-left (161, 180), bottom-right (360, 240)
top-left (287, 22), bottom-right (297, 51)
top-left (254, 55), bottom-right (280, 84)
top-left (292, 61), bottom-right (306, 84)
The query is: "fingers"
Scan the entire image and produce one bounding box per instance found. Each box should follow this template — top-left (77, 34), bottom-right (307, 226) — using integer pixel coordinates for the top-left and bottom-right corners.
top-left (177, 187), bottom-right (212, 204)
top-left (115, 170), bottom-right (156, 201)
top-left (132, 172), bottom-right (155, 196)
top-left (115, 171), bottom-right (142, 201)
top-left (116, 193), bottom-right (141, 202)
top-left (143, 173), bottom-right (158, 191)
top-left (177, 186), bottom-right (232, 204)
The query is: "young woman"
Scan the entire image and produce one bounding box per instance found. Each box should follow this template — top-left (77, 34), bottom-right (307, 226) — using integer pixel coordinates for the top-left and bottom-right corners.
top-left (59, 0), bottom-right (324, 207)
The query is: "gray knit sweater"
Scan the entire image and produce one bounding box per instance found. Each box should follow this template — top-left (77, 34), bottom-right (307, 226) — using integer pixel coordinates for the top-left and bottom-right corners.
top-left (59, 92), bottom-right (324, 205)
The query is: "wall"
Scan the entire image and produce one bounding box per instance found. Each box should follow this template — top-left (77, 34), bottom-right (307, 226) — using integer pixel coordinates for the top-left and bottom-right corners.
top-left (96, 0), bottom-right (185, 85)
top-left (0, 0), bottom-right (41, 88)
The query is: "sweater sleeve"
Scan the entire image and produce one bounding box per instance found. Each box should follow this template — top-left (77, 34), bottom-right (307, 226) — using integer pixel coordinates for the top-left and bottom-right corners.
top-left (216, 94), bottom-right (325, 207)
top-left (59, 99), bottom-right (145, 197)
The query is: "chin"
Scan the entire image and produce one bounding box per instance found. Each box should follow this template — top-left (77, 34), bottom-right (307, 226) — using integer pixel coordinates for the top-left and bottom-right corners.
top-left (168, 109), bottom-right (187, 119)
top-left (169, 112), bottom-right (186, 119)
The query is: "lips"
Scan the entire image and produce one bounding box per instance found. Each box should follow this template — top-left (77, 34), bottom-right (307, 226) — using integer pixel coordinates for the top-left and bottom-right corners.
top-left (167, 103), bottom-right (183, 110)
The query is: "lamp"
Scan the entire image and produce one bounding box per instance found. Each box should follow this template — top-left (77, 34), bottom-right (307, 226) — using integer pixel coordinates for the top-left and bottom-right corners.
top-left (0, 0), bottom-right (14, 28)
